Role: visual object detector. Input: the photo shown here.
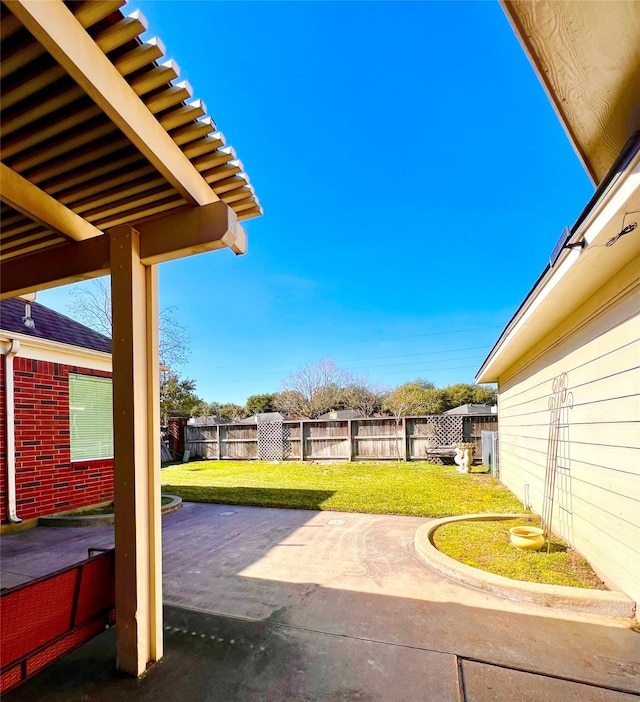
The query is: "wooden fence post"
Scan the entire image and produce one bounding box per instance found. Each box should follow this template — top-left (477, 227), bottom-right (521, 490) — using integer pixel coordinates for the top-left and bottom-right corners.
top-left (300, 420), bottom-right (305, 461)
top-left (403, 417), bottom-right (410, 461)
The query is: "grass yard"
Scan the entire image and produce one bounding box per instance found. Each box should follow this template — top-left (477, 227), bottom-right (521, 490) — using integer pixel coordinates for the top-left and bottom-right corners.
top-left (432, 516), bottom-right (607, 589)
top-left (160, 460), bottom-right (523, 518)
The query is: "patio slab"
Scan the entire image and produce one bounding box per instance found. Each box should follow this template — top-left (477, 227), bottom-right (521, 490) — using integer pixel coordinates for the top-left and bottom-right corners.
top-left (1, 502), bottom-right (639, 699)
top-left (5, 604), bottom-right (637, 702)
top-left (6, 604), bottom-right (462, 702)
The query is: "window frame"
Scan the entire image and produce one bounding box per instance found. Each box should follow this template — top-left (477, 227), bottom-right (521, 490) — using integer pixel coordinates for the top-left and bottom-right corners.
top-left (69, 373), bottom-right (114, 462)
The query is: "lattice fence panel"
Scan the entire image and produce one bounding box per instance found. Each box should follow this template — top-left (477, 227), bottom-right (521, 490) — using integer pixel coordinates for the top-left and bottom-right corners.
top-left (282, 423), bottom-right (293, 460)
top-left (257, 420), bottom-right (284, 461)
top-left (411, 415), bottom-right (463, 444)
top-left (436, 415), bottom-right (464, 444)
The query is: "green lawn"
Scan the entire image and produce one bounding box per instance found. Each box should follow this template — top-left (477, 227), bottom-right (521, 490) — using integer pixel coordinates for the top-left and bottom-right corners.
top-left (432, 517), bottom-right (607, 589)
top-left (161, 460), bottom-right (523, 518)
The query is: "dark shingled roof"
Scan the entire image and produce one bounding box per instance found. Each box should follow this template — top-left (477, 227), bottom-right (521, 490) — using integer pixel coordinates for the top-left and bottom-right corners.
top-left (0, 298), bottom-right (111, 354)
top-left (444, 404), bottom-right (496, 416)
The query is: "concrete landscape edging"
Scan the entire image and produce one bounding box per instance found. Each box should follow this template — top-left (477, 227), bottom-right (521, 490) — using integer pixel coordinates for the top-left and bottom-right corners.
top-left (38, 494), bottom-right (182, 527)
top-left (414, 513), bottom-right (636, 619)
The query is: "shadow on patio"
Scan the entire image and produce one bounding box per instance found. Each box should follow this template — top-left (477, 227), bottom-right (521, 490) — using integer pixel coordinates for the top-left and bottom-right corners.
top-left (2, 501), bottom-right (639, 701)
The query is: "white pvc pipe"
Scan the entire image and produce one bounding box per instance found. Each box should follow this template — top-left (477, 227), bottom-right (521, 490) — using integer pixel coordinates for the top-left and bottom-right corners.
top-left (4, 339), bottom-right (22, 523)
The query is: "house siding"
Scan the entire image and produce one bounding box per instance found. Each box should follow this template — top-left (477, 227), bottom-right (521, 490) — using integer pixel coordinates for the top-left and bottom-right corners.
top-left (497, 285), bottom-right (640, 604)
top-left (0, 356), bottom-right (114, 523)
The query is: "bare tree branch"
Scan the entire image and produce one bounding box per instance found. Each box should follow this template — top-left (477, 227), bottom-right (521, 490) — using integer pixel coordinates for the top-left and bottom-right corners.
top-left (67, 277), bottom-right (190, 372)
top-left (277, 358), bottom-right (352, 418)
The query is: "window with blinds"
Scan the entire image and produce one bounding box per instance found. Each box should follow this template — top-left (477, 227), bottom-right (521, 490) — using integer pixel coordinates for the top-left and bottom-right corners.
top-left (69, 374), bottom-right (113, 461)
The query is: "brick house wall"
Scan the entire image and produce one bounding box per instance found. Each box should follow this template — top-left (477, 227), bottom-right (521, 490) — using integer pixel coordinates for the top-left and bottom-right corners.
top-left (167, 417), bottom-right (188, 459)
top-left (0, 355), bottom-right (114, 523)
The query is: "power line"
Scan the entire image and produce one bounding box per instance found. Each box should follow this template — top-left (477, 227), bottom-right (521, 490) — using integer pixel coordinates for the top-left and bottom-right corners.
top-left (342, 353), bottom-right (487, 371)
top-left (339, 344), bottom-right (492, 364)
top-left (205, 343), bottom-right (493, 371)
top-left (211, 362), bottom-right (484, 381)
top-left (313, 325), bottom-right (504, 346)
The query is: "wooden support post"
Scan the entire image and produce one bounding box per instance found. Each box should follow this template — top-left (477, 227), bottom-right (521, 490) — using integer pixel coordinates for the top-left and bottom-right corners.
top-left (216, 425), bottom-right (222, 461)
top-left (347, 419), bottom-right (353, 461)
top-left (300, 421), bottom-right (305, 461)
top-left (110, 225), bottom-right (162, 676)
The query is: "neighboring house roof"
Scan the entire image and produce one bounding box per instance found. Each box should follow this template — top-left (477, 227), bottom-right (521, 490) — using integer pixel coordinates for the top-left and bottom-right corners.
top-left (0, 298), bottom-right (111, 354)
top-left (444, 404), bottom-right (496, 416)
top-left (319, 409), bottom-right (363, 420)
top-left (239, 412), bottom-right (286, 424)
top-left (188, 416), bottom-right (229, 425)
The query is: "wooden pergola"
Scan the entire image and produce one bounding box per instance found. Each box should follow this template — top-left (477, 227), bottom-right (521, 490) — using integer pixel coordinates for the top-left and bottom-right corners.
top-left (0, 0), bottom-right (261, 675)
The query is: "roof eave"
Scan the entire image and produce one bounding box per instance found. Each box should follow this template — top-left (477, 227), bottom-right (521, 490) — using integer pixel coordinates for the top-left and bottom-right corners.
top-left (500, 0), bottom-right (640, 185)
top-left (477, 138), bottom-right (640, 384)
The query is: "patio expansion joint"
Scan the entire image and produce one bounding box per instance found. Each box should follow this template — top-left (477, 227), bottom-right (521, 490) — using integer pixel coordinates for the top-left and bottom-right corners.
top-left (0, 568), bottom-right (34, 578)
top-left (455, 653), bottom-right (640, 698)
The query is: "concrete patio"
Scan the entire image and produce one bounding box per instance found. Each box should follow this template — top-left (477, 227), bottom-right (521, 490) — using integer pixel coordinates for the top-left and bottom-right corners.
top-left (2, 502), bottom-right (639, 700)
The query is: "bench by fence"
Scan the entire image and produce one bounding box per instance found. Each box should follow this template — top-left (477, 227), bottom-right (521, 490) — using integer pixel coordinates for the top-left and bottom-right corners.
top-left (0, 548), bottom-right (115, 694)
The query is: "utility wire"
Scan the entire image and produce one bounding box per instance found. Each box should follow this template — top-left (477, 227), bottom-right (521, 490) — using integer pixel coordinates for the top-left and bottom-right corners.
top-left (206, 343), bottom-right (493, 370)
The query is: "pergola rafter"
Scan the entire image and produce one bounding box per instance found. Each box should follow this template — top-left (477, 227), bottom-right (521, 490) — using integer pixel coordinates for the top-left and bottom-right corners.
top-left (0, 0), bottom-right (262, 678)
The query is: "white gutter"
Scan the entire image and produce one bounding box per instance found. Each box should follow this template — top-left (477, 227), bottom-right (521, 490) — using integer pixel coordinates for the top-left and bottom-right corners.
top-left (3, 339), bottom-right (22, 523)
top-left (476, 137), bottom-right (640, 383)
top-left (0, 331), bottom-right (111, 372)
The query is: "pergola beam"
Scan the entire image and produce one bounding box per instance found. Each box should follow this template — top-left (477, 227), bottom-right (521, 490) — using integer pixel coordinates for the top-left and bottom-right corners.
top-left (136, 201), bottom-right (245, 262)
top-left (8, 0), bottom-right (219, 207)
top-left (1, 202), bottom-right (245, 298)
top-left (0, 163), bottom-right (103, 242)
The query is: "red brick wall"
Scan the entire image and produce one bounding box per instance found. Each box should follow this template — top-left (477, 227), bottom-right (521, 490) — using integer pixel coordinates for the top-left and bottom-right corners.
top-left (167, 417), bottom-right (187, 458)
top-left (0, 356), bottom-right (114, 523)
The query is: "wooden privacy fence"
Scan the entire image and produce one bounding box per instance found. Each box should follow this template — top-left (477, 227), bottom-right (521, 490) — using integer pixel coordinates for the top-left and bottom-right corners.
top-left (181, 415), bottom-right (497, 462)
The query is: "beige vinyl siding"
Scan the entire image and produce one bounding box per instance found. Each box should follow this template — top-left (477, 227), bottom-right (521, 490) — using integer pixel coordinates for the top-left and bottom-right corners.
top-left (497, 285), bottom-right (640, 604)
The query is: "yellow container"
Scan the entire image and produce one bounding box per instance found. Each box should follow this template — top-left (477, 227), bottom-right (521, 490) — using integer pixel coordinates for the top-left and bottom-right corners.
top-left (509, 526), bottom-right (545, 551)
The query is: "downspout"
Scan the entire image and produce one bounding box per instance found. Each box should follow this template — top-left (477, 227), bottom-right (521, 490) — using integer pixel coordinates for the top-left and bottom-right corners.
top-left (4, 339), bottom-right (22, 523)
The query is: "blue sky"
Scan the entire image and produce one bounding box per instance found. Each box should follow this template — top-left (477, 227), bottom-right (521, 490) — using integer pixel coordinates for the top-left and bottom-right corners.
top-left (39, 1), bottom-right (594, 404)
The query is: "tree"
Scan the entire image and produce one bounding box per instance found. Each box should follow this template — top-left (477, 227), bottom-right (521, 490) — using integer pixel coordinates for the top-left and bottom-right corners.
top-left (471, 384), bottom-right (496, 406)
top-left (441, 383), bottom-right (496, 411)
top-left (278, 358), bottom-right (351, 418)
top-left (379, 379), bottom-right (438, 460)
top-left (160, 373), bottom-right (203, 423)
top-left (68, 277), bottom-right (190, 372)
top-left (246, 393), bottom-right (278, 416)
top-left (199, 401), bottom-right (223, 417)
top-left (338, 383), bottom-right (386, 417)
top-left (274, 390), bottom-right (307, 418)
top-left (218, 403), bottom-right (249, 421)
top-left (382, 379), bottom-right (445, 417)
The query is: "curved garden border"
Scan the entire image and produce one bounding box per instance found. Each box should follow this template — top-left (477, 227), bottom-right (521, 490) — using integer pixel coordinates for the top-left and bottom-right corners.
top-left (39, 494), bottom-right (182, 527)
top-left (414, 513), bottom-right (635, 619)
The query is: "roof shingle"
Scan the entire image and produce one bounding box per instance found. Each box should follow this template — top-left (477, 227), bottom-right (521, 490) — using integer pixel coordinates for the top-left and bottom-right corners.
top-left (0, 298), bottom-right (111, 354)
